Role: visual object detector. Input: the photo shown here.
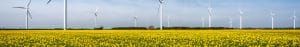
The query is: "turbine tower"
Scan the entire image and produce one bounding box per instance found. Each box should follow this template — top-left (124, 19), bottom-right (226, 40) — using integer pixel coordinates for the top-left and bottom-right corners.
top-left (229, 16), bottom-right (233, 28)
top-left (270, 11), bottom-right (276, 30)
top-left (158, 0), bottom-right (165, 30)
top-left (239, 8), bottom-right (244, 29)
top-left (94, 8), bottom-right (99, 28)
top-left (293, 9), bottom-right (296, 29)
top-left (167, 15), bottom-right (170, 27)
top-left (47, 0), bottom-right (67, 30)
top-left (201, 17), bottom-right (205, 27)
top-left (208, 0), bottom-right (213, 27)
top-left (64, 0), bottom-right (68, 30)
top-left (134, 16), bottom-right (138, 27)
top-left (13, 0), bottom-right (32, 29)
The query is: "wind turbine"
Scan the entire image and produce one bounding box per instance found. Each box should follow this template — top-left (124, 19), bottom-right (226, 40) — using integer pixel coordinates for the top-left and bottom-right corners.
top-left (13, 0), bottom-right (32, 29)
top-left (167, 15), bottom-right (170, 27)
top-left (133, 16), bottom-right (138, 27)
top-left (293, 9), bottom-right (297, 29)
top-left (158, 0), bottom-right (165, 30)
top-left (270, 11), bottom-right (276, 30)
top-left (229, 16), bottom-right (233, 28)
top-left (94, 8), bottom-right (100, 28)
top-left (238, 8), bottom-right (244, 29)
top-left (207, 0), bottom-right (213, 28)
top-left (201, 17), bottom-right (205, 27)
top-left (47, 0), bottom-right (68, 30)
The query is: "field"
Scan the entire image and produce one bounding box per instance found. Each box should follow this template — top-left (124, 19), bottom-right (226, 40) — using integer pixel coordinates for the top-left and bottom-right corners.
top-left (0, 30), bottom-right (299, 47)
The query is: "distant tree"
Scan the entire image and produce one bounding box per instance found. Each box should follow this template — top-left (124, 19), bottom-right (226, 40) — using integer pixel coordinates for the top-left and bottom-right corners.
top-left (148, 26), bottom-right (155, 30)
top-left (94, 26), bottom-right (104, 30)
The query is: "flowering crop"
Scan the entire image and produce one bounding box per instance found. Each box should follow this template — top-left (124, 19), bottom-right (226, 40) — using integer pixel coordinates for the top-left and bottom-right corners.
top-left (0, 30), bottom-right (299, 47)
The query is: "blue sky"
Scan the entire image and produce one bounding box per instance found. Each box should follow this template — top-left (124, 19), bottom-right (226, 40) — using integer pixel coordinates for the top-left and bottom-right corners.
top-left (0, 0), bottom-right (300, 29)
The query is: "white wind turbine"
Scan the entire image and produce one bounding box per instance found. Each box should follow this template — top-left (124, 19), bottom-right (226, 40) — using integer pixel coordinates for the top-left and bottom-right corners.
top-left (158, 0), bottom-right (165, 30)
top-left (167, 15), bottom-right (170, 27)
top-left (133, 16), bottom-right (138, 27)
top-left (195, 0), bottom-right (205, 27)
top-left (207, 0), bottom-right (213, 27)
top-left (47, 0), bottom-right (68, 30)
top-left (238, 8), bottom-right (244, 29)
top-left (293, 9), bottom-right (297, 29)
top-left (94, 8), bottom-right (100, 28)
top-left (13, 0), bottom-right (32, 29)
top-left (229, 16), bottom-right (233, 28)
top-left (201, 17), bottom-right (205, 27)
top-left (270, 11), bottom-right (276, 30)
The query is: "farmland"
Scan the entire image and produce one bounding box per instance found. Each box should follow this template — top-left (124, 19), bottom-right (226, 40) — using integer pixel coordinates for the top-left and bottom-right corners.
top-left (0, 30), bottom-right (299, 47)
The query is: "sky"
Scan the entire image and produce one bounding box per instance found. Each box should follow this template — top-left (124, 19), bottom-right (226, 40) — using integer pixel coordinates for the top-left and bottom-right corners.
top-left (0, 0), bottom-right (300, 29)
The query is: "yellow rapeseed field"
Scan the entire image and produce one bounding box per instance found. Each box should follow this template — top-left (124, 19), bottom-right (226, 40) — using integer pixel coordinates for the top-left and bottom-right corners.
top-left (0, 30), bottom-right (299, 47)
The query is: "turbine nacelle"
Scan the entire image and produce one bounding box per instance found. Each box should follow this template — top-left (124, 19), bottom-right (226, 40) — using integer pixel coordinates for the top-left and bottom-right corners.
top-left (270, 12), bottom-right (276, 17)
top-left (94, 13), bottom-right (98, 16)
top-left (134, 16), bottom-right (138, 20)
top-left (239, 9), bottom-right (244, 15)
top-left (94, 8), bottom-right (100, 16)
top-left (208, 7), bottom-right (213, 14)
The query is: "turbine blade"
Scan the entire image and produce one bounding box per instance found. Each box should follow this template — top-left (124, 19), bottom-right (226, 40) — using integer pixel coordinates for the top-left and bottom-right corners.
top-left (27, 0), bottom-right (32, 7)
top-left (47, 0), bottom-right (52, 4)
top-left (208, 8), bottom-right (213, 16)
top-left (12, 7), bottom-right (26, 9)
top-left (27, 10), bottom-right (33, 19)
top-left (159, 0), bottom-right (164, 4)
